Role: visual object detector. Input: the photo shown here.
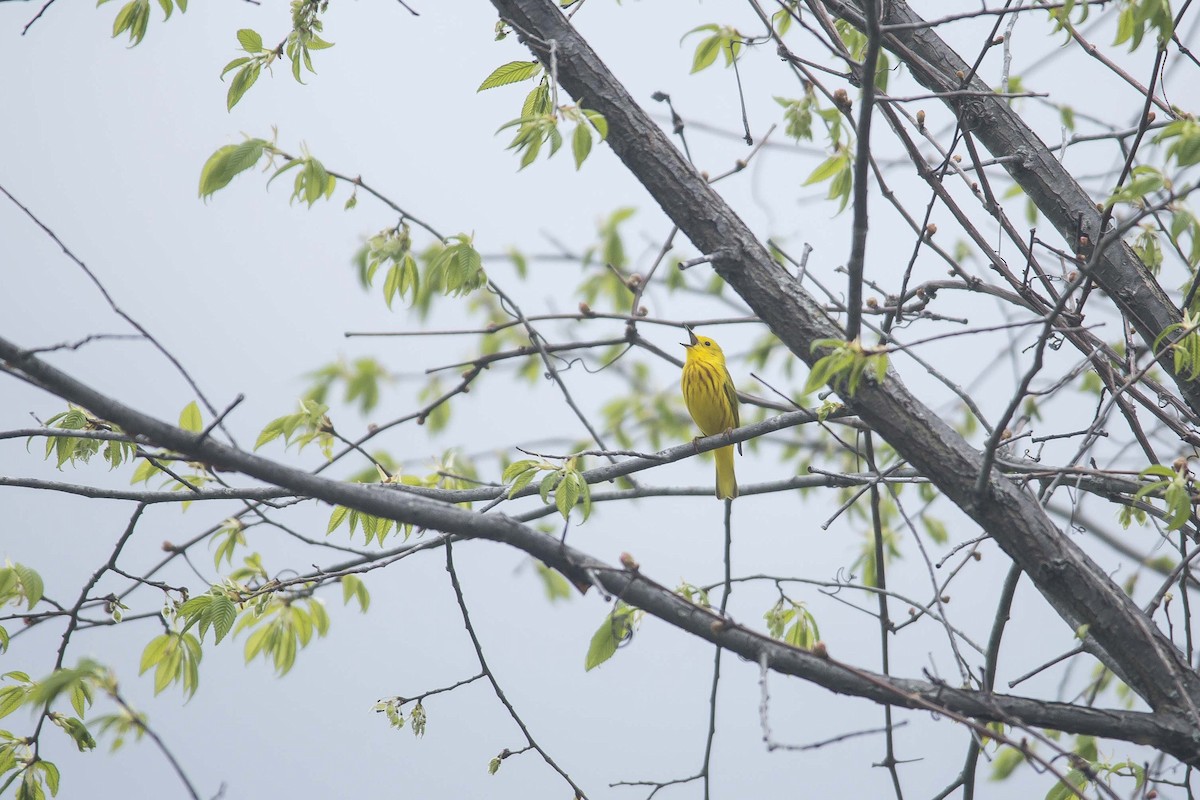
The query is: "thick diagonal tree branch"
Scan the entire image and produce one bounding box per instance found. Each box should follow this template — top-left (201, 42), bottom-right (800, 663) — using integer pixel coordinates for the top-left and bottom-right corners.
top-left (823, 0), bottom-right (1199, 415)
top-left (1, 336), bottom-right (1199, 764)
top-left (485, 0), bottom-right (1200, 715)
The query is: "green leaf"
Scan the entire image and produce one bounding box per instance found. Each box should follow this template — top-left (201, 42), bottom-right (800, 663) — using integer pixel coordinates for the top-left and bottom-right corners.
top-left (572, 122), bottom-right (593, 169)
top-left (198, 139), bottom-right (266, 200)
top-left (327, 505), bottom-right (350, 534)
top-left (111, 0), bottom-right (143, 44)
top-left (69, 679), bottom-right (91, 718)
top-left (584, 603), bottom-right (636, 670)
top-left (501, 459), bottom-right (537, 483)
top-left (201, 595), bottom-right (238, 644)
top-left (178, 401), bottom-right (202, 433)
top-left (583, 109), bottom-right (608, 139)
top-left (1045, 769), bottom-right (1088, 800)
top-left (804, 152), bottom-right (845, 185)
top-left (922, 515), bottom-right (948, 544)
top-left (477, 60), bottom-right (542, 91)
top-left (341, 575), bottom-right (370, 612)
top-left (556, 472), bottom-right (580, 520)
top-left (52, 716), bottom-right (96, 753)
top-left (139, 632), bottom-right (201, 698)
top-left (521, 82), bottom-right (550, 117)
top-left (690, 34), bottom-right (722, 73)
top-left (990, 745), bottom-right (1026, 780)
top-left (39, 760), bottom-right (60, 796)
top-left (226, 63), bottom-right (261, 111)
top-left (223, 39), bottom-right (259, 64)
top-left (12, 564), bottom-right (43, 610)
top-left (0, 686), bottom-right (27, 720)
top-left (534, 562), bottom-right (572, 602)
top-left (139, 634), bottom-right (172, 675)
top-left (237, 28), bottom-right (263, 53)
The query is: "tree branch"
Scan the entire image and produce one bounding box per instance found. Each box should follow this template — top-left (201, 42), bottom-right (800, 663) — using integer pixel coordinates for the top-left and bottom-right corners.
top-left (485, 0), bottom-right (1200, 718)
top-left (1, 335), bottom-right (1199, 763)
top-left (821, 0), bottom-right (1200, 415)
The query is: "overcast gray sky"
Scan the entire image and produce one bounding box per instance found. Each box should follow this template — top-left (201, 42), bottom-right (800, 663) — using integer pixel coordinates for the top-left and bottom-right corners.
top-left (0, 1), bottom-right (1186, 798)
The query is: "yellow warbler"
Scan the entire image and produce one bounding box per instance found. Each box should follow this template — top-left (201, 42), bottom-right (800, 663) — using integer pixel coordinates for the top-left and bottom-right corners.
top-left (681, 327), bottom-right (740, 500)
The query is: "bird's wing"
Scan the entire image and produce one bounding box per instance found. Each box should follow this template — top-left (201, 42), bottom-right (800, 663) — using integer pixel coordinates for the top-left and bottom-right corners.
top-left (723, 369), bottom-right (742, 455)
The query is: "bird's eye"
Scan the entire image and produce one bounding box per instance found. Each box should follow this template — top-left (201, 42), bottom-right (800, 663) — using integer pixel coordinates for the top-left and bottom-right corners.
top-left (704, 341), bottom-right (711, 347)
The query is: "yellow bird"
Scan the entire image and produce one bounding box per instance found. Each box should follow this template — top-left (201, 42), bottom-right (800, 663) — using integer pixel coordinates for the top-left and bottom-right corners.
top-left (681, 327), bottom-right (740, 500)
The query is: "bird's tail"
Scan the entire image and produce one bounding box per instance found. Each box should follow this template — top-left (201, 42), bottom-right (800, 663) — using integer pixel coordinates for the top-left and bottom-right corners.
top-left (715, 445), bottom-right (738, 500)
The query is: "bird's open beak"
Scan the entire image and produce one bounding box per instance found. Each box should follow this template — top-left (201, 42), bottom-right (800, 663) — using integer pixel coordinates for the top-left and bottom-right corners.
top-left (681, 325), bottom-right (698, 348)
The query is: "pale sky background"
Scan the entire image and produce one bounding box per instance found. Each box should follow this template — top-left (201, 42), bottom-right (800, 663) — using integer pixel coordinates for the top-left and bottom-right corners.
top-left (0, 1), bottom-right (1190, 798)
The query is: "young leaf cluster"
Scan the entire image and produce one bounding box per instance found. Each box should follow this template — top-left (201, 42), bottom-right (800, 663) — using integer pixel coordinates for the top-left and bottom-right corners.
top-left (775, 92), bottom-right (816, 142)
top-left (496, 106), bottom-right (607, 170)
top-left (374, 697), bottom-right (427, 738)
top-left (99, 0), bottom-right (185, 48)
top-left (0, 562), bottom-right (45, 649)
top-left (425, 235), bottom-right (487, 299)
top-left (341, 575), bottom-right (371, 613)
top-left (211, 519), bottom-right (246, 569)
top-left (582, 207), bottom-right (637, 275)
top-left (683, 24), bottom-right (744, 73)
top-left (0, 661), bottom-right (123, 798)
top-left (1123, 461), bottom-right (1194, 531)
top-left (763, 598), bottom-right (821, 649)
top-left (1170, 206), bottom-right (1200, 273)
top-left (178, 591), bottom-right (239, 646)
top-left (991, 732), bottom-right (1144, 800)
top-left (305, 357), bottom-right (393, 414)
top-left (90, 707), bottom-right (146, 753)
top-left (198, 137), bottom-right (338, 208)
top-left (1131, 225), bottom-right (1164, 274)
top-left (1153, 309), bottom-right (1200, 382)
top-left (803, 338), bottom-right (889, 397)
top-left (271, 148), bottom-right (337, 208)
top-left (139, 632), bottom-right (202, 698)
top-left (602, 386), bottom-right (692, 452)
top-left (35, 407), bottom-right (135, 471)
top-left (355, 231), bottom-right (490, 315)
top-left (1114, 0), bottom-right (1175, 51)
top-left (853, 522), bottom-right (901, 589)
top-left (327, 503), bottom-right (403, 546)
top-left (362, 227), bottom-right (420, 310)
top-left (1106, 164), bottom-right (1167, 209)
top-left (771, 2), bottom-right (799, 36)
top-left (221, 0), bottom-right (334, 110)
top-left (283, 0), bottom-right (334, 83)
top-left (804, 145), bottom-right (854, 213)
top-left (1047, 0), bottom-right (1094, 39)
top-left (221, 30), bottom-right (270, 111)
top-left (1154, 118), bottom-right (1200, 172)
top-left (236, 597), bottom-right (330, 676)
top-left (255, 399), bottom-right (334, 459)
top-left (125, 402), bottom-right (214, 500)
top-left (834, 19), bottom-right (892, 92)
top-left (676, 582), bottom-right (712, 608)
top-left (128, 456), bottom-right (213, 502)
top-left (502, 457), bottom-right (593, 522)
top-left (481, 61), bottom-right (607, 170)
